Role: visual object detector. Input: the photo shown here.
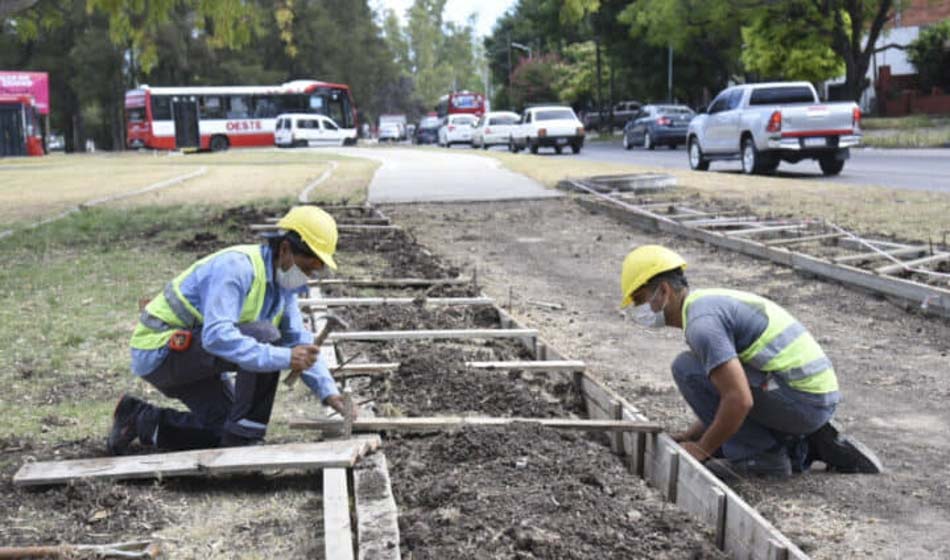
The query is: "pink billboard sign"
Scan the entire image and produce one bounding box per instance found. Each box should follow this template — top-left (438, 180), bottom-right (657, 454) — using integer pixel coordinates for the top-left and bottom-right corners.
top-left (0, 71), bottom-right (50, 114)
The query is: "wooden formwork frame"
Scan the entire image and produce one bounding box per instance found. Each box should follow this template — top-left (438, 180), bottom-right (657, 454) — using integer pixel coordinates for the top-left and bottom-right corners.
top-left (305, 204), bottom-right (809, 560)
top-left (569, 182), bottom-right (950, 320)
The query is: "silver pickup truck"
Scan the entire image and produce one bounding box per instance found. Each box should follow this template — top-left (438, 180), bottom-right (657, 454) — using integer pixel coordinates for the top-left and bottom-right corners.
top-left (687, 82), bottom-right (862, 175)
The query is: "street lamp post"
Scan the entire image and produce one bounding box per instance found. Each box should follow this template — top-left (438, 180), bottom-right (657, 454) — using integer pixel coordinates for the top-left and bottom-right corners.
top-left (511, 42), bottom-right (532, 60)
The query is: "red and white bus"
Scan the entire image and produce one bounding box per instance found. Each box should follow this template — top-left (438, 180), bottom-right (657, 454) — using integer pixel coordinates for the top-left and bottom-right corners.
top-left (125, 80), bottom-right (357, 151)
top-left (0, 94), bottom-right (43, 157)
top-left (435, 91), bottom-right (486, 119)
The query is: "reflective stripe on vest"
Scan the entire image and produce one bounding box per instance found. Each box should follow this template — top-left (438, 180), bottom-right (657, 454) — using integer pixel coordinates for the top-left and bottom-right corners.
top-left (130, 245), bottom-right (283, 350)
top-left (682, 288), bottom-right (838, 394)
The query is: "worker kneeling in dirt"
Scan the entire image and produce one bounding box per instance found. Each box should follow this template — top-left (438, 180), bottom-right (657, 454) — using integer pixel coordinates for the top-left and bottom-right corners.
top-left (620, 245), bottom-right (882, 480)
top-left (107, 206), bottom-right (352, 454)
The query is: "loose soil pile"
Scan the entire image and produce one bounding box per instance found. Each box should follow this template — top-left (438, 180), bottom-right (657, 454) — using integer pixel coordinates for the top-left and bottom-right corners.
top-left (388, 425), bottom-right (724, 559)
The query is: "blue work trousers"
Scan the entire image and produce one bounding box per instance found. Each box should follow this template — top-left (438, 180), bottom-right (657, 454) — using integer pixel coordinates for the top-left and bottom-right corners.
top-left (671, 351), bottom-right (836, 461)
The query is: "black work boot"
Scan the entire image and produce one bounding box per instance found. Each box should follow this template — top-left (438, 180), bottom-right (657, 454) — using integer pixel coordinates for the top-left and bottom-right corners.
top-left (806, 421), bottom-right (883, 474)
top-left (107, 395), bottom-right (146, 455)
top-left (705, 447), bottom-right (792, 482)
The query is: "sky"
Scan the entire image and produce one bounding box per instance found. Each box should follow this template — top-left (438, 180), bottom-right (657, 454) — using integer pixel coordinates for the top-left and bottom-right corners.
top-left (373, 0), bottom-right (517, 38)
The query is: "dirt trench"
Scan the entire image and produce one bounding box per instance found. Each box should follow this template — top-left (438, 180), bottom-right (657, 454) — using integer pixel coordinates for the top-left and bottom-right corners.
top-left (384, 197), bottom-right (950, 559)
top-left (331, 239), bottom-right (725, 559)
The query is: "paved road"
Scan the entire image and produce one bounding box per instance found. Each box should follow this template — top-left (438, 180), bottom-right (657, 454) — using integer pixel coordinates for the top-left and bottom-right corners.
top-left (576, 141), bottom-right (950, 193)
top-left (323, 146), bottom-right (559, 203)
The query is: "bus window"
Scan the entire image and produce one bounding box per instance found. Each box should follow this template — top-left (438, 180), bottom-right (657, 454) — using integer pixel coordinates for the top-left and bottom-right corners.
top-left (277, 95), bottom-right (308, 114)
top-left (127, 107), bottom-right (146, 122)
top-left (252, 95), bottom-right (278, 118)
top-left (228, 96), bottom-right (250, 119)
top-left (200, 96), bottom-right (226, 119)
top-left (151, 95), bottom-right (172, 120)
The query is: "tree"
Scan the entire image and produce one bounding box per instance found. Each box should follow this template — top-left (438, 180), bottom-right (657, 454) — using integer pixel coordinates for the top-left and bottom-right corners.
top-left (553, 40), bottom-right (604, 109)
top-left (0, 0), bottom-right (37, 19)
top-left (509, 54), bottom-right (560, 109)
top-left (907, 18), bottom-right (950, 92)
top-left (741, 1), bottom-right (845, 83)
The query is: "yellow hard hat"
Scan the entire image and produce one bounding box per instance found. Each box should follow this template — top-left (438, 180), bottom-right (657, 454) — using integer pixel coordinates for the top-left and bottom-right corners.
top-left (620, 245), bottom-right (686, 308)
top-left (277, 206), bottom-right (339, 270)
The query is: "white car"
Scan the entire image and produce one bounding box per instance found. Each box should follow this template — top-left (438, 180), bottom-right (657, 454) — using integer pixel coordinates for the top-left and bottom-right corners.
top-left (472, 111), bottom-right (520, 149)
top-left (509, 105), bottom-right (585, 154)
top-left (438, 114), bottom-right (477, 147)
top-left (274, 114), bottom-right (357, 147)
top-left (378, 122), bottom-right (404, 142)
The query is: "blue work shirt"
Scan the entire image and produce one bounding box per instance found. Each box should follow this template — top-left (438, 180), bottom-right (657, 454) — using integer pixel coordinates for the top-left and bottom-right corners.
top-left (130, 244), bottom-right (339, 401)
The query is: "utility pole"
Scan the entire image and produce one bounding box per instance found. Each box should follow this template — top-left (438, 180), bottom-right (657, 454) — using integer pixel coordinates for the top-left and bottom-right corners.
top-left (507, 31), bottom-right (513, 91)
top-left (595, 36), bottom-right (603, 132)
top-left (667, 44), bottom-right (673, 103)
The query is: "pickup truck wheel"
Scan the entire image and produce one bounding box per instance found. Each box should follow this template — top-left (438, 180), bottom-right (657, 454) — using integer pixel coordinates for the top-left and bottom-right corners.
top-left (644, 131), bottom-right (655, 150)
top-left (555, 145), bottom-right (563, 155)
top-left (688, 138), bottom-right (709, 171)
top-left (571, 143), bottom-right (581, 154)
top-left (741, 137), bottom-right (766, 175)
top-left (530, 141), bottom-right (539, 155)
top-left (819, 156), bottom-right (845, 176)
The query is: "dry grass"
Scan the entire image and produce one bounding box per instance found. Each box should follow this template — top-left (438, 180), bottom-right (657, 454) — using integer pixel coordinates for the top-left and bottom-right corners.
top-left (478, 150), bottom-right (950, 243)
top-left (0, 149), bottom-right (378, 228)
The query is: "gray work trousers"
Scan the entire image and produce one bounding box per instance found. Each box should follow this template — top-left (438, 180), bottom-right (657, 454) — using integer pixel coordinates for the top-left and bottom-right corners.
top-left (671, 351), bottom-right (837, 461)
top-left (136, 321), bottom-right (282, 450)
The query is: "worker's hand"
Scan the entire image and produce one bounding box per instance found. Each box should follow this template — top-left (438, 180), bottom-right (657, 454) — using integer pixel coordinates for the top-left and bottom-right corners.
top-left (325, 395), bottom-right (359, 419)
top-left (680, 441), bottom-right (712, 463)
top-left (290, 344), bottom-right (320, 371)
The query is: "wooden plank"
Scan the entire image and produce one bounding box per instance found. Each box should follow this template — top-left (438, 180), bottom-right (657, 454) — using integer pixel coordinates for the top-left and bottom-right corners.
top-left (323, 468), bottom-right (355, 560)
top-left (723, 224), bottom-right (807, 237)
top-left (335, 361), bottom-right (583, 380)
top-left (620, 408), bottom-right (648, 477)
top-left (310, 278), bottom-right (470, 287)
top-left (465, 360), bottom-right (586, 371)
top-left (329, 329), bottom-right (538, 342)
top-left (831, 244), bottom-right (926, 264)
top-left (678, 216), bottom-right (760, 227)
top-left (875, 252), bottom-right (950, 275)
top-left (289, 416), bottom-right (662, 433)
top-left (666, 448), bottom-right (680, 503)
top-left (768, 540), bottom-right (790, 560)
top-left (267, 216), bottom-right (391, 225)
top-left (250, 223), bottom-right (401, 232)
top-left (763, 232), bottom-right (845, 247)
top-left (13, 439), bottom-right (380, 486)
top-left (299, 297), bottom-right (493, 307)
top-left (354, 453), bottom-right (401, 560)
top-left (580, 197), bottom-right (950, 318)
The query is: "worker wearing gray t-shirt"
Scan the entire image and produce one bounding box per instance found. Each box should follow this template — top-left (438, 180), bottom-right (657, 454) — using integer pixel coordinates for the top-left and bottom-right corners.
top-left (620, 245), bottom-right (882, 480)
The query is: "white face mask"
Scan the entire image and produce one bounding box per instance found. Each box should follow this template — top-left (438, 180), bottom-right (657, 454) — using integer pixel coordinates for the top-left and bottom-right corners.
top-left (631, 286), bottom-right (666, 329)
top-left (276, 262), bottom-right (311, 290)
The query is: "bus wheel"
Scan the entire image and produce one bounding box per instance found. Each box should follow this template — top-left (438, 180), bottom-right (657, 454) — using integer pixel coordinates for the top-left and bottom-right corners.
top-left (210, 135), bottom-right (229, 152)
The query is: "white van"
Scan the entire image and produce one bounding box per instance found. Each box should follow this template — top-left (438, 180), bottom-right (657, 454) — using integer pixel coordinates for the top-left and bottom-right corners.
top-left (274, 113), bottom-right (357, 147)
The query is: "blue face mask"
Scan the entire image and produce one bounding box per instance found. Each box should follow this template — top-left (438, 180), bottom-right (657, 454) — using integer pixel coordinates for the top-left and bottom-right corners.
top-left (276, 262), bottom-right (311, 290)
top-left (631, 286), bottom-right (666, 329)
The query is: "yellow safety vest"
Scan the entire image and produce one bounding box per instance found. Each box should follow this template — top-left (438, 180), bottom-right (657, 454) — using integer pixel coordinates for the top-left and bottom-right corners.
top-left (682, 289), bottom-right (838, 394)
top-left (130, 245), bottom-right (283, 350)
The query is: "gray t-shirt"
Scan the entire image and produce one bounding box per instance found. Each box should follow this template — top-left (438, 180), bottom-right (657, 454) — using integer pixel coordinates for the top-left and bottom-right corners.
top-left (683, 291), bottom-right (768, 376)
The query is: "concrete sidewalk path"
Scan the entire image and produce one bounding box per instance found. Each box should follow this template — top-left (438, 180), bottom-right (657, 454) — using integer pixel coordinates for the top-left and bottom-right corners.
top-left (323, 146), bottom-right (560, 203)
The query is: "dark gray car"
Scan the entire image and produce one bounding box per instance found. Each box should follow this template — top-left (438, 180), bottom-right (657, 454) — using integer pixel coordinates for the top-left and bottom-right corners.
top-left (622, 104), bottom-right (694, 150)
